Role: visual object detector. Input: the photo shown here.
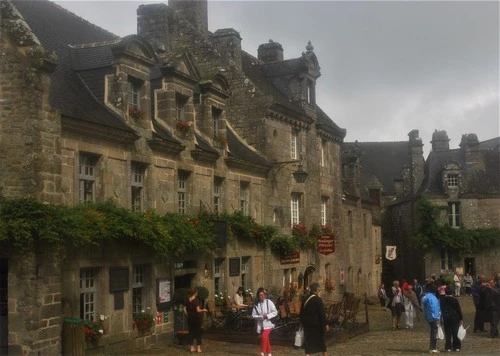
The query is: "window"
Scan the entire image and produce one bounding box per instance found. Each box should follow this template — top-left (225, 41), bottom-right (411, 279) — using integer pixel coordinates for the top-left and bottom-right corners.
top-left (131, 163), bottom-right (145, 212)
top-left (240, 182), bottom-right (249, 215)
top-left (241, 257), bottom-right (250, 291)
top-left (80, 268), bottom-right (97, 321)
top-left (448, 202), bottom-right (460, 228)
top-left (447, 174), bottom-right (458, 187)
top-left (307, 79), bottom-right (315, 104)
top-left (441, 248), bottom-right (453, 271)
top-left (132, 265), bottom-right (146, 314)
top-left (176, 93), bottom-right (188, 121)
top-left (214, 258), bottom-right (224, 294)
top-left (321, 197), bottom-right (328, 226)
top-left (291, 194), bottom-right (300, 226)
top-left (214, 177), bottom-right (223, 213)
top-left (348, 210), bottom-right (353, 239)
top-left (291, 131), bottom-right (298, 159)
top-left (79, 154), bottom-right (98, 203)
top-left (212, 107), bottom-right (222, 138)
top-left (127, 78), bottom-right (141, 108)
top-left (178, 171), bottom-right (189, 214)
top-left (321, 140), bottom-right (326, 167)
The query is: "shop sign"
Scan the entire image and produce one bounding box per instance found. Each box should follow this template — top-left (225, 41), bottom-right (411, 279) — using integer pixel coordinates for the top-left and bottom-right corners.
top-left (280, 250), bottom-right (300, 264)
top-left (317, 234), bottom-right (335, 255)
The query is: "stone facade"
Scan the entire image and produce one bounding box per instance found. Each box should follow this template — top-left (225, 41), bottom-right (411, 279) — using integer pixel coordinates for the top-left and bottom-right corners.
top-left (0, 0), bottom-right (382, 354)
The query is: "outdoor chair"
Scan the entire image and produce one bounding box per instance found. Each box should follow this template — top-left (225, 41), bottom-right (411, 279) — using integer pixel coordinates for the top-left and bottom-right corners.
top-left (207, 300), bottom-right (226, 329)
top-left (326, 300), bottom-right (343, 329)
top-left (341, 296), bottom-right (364, 329)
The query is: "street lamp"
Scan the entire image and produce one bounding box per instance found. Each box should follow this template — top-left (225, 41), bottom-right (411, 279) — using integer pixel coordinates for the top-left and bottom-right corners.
top-left (271, 159), bottom-right (309, 184)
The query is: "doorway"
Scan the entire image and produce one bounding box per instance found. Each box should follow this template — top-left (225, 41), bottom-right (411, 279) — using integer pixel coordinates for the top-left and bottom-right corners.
top-left (303, 265), bottom-right (316, 292)
top-left (464, 258), bottom-right (476, 278)
top-left (0, 258), bottom-right (8, 356)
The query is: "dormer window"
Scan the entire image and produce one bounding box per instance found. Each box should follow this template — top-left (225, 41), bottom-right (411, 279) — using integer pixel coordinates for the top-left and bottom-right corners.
top-left (447, 174), bottom-right (458, 187)
top-left (307, 79), bottom-right (315, 105)
top-left (212, 107), bottom-right (222, 137)
top-left (127, 78), bottom-right (142, 108)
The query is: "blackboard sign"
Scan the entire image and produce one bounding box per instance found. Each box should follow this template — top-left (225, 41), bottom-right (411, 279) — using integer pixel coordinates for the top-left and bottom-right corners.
top-left (212, 220), bottom-right (227, 248)
top-left (229, 257), bottom-right (240, 276)
top-left (109, 266), bottom-right (129, 292)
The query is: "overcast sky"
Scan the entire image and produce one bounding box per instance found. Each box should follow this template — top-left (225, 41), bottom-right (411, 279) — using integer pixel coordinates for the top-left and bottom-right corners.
top-left (53, 0), bottom-right (499, 156)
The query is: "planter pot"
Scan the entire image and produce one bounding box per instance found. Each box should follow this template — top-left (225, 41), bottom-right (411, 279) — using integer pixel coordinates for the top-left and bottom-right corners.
top-left (174, 309), bottom-right (189, 345)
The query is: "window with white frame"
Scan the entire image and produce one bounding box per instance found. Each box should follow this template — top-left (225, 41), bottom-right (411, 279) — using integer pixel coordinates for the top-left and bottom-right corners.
top-left (447, 174), bottom-right (458, 187)
top-left (291, 130), bottom-right (298, 159)
top-left (80, 268), bottom-right (98, 321)
top-left (291, 194), bottom-right (300, 226)
top-left (321, 140), bottom-right (326, 167)
top-left (132, 265), bottom-right (145, 314)
top-left (127, 78), bottom-right (141, 108)
top-left (448, 202), bottom-right (460, 228)
top-left (214, 177), bottom-right (223, 213)
top-left (214, 258), bottom-right (224, 293)
top-left (441, 248), bottom-right (453, 271)
top-left (212, 107), bottom-right (222, 138)
top-left (240, 182), bottom-right (249, 215)
top-left (241, 256), bottom-right (250, 291)
top-left (307, 79), bottom-right (315, 104)
top-left (176, 93), bottom-right (188, 121)
top-left (79, 154), bottom-right (98, 203)
top-left (321, 196), bottom-right (328, 226)
top-left (178, 171), bottom-right (189, 214)
top-left (131, 163), bottom-right (145, 212)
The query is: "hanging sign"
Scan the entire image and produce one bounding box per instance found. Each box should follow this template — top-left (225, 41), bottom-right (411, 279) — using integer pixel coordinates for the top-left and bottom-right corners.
top-left (339, 268), bottom-right (345, 286)
top-left (280, 250), bottom-right (300, 264)
top-left (385, 245), bottom-right (397, 261)
top-left (317, 234), bottom-right (335, 255)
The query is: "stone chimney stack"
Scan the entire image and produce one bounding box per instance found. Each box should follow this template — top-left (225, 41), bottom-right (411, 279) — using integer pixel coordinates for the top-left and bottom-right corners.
top-left (460, 133), bottom-right (482, 171)
top-left (430, 129), bottom-right (450, 152)
top-left (169, 0), bottom-right (208, 34)
top-left (137, 4), bottom-right (169, 51)
top-left (258, 40), bottom-right (284, 63)
top-left (213, 28), bottom-right (242, 70)
top-left (408, 129), bottom-right (424, 194)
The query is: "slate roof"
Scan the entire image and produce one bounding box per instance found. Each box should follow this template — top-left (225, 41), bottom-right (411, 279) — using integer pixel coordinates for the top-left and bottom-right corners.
top-left (421, 142), bottom-right (500, 196)
top-left (342, 141), bottom-right (410, 196)
top-left (227, 127), bottom-right (271, 168)
top-left (12, 0), bottom-right (133, 133)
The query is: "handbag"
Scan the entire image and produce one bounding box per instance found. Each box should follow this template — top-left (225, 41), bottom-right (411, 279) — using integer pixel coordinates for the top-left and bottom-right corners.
top-left (294, 325), bottom-right (304, 347)
top-left (457, 324), bottom-right (468, 340)
top-left (437, 325), bottom-right (444, 340)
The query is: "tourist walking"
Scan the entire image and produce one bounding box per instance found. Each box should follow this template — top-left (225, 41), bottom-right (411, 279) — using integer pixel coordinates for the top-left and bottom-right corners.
top-left (422, 283), bottom-right (441, 354)
top-left (463, 273), bottom-right (473, 296)
top-left (440, 286), bottom-right (463, 352)
top-left (378, 283), bottom-right (388, 310)
top-left (472, 275), bottom-right (486, 332)
top-left (252, 288), bottom-right (278, 356)
top-left (453, 272), bottom-right (461, 297)
top-left (299, 282), bottom-right (329, 356)
top-left (413, 278), bottom-right (424, 306)
top-left (402, 285), bottom-right (419, 328)
top-left (184, 287), bottom-right (208, 353)
top-left (388, 280), bottom-right (404, 330)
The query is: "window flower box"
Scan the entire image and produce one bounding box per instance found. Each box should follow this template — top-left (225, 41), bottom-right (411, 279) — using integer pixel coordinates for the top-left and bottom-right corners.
top-left (129, 106), bottom-right (146, 120)
top-left (176, 120), bottom-right (193, 136)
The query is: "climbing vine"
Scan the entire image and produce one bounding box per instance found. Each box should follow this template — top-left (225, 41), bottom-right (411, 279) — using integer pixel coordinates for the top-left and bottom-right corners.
top-left (412, 199), bottom-right (500, 253)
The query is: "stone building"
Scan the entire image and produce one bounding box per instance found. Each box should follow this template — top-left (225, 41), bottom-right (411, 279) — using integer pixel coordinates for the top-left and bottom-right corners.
top-left (0, 0), bottom-right (382, 354)
top-left (386, 131), bottom-right (500, 281)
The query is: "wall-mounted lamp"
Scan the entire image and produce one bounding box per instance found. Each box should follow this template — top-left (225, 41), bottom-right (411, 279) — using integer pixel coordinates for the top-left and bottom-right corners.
top-left (204, 264), bottom-right (209, 278)
top-left (375, 254), bottom-right (382, 264)
top-left (271, 159), bottom-right (309, 184)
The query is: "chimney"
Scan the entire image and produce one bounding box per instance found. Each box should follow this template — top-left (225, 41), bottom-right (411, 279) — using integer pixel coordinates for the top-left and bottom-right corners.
top-left (430, 129), bottom-right (450, 152)
top-left (169, 0), bottom-right (208, 34)
top-left (408, 129), bottom-right (424, 194)
top-left (137, 4), bottom-right (169, 51)
top-left (213, 28), bottom-right (242, 70)
top-left (258, 40), bottom-right (284, 63)
top-left (459, 133), bottom-right (482, 171)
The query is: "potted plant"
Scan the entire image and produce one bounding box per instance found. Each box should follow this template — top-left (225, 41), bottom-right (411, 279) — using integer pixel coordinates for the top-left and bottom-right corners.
top-left (172, 288), bottom-right (189, 344)
top-left (133, 308), bottom-right (155, 333)
top-left (196, 286), bottom-right (209, 307)
top-left (176, 119), bottom-right (193, 136)
top-left (82, 314), bottom-right (106, 344)
top-left (128, 106), bottom-right (146, 120)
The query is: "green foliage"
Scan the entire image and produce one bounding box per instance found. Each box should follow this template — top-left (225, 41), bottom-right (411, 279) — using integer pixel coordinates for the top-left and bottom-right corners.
top-left (412, 199), bottom-right (500, 253)
top-left (196, 286), bottom-right (209, 301)
top-left (269, 234), bottom-right (298, 255)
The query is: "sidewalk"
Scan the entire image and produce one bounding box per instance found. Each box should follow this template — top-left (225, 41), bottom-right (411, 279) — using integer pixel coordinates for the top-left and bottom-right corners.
top-left (120, 295), bottom-right (499, 355)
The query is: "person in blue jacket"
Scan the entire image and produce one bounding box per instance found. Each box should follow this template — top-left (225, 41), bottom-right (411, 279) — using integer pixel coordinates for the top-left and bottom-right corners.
top-left (422, 282), bottom-right (441, 354)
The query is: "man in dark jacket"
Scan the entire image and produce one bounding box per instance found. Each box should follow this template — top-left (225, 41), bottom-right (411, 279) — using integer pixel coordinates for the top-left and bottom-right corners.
top-left (299, 282), bottom-right (329, 356)
top-left (472, 275), bottom-right (486, 332)
top-left (413, 278), bottom-right (424, 305)
top-left (480, 279), bottom-right (500, 338)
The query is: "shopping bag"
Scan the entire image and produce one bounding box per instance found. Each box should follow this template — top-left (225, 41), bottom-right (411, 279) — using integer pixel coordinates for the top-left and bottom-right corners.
top-left (294, 325), bottom-right (304, 347)
top-left (457, 324), bottom-right (468, 340)
top-left (437, 325), bottom-right (444, 340)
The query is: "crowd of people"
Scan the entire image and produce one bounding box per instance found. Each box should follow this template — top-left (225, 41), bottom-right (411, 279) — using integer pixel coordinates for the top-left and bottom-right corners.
top-left (181, 273), bottom-right (499, 355)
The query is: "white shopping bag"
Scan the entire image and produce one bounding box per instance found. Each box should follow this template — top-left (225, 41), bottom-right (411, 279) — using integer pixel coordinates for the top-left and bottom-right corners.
top-left (437, 325), bottom-right (444, 340)
top-left (457, 324), bottom-right (468, 340)
top-left (294, 326), bottom-right (304, 347)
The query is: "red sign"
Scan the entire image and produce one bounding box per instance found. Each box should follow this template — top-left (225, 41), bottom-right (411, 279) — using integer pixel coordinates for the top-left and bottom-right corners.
top-left (280, 250), bottom-right (300, 264)
top-left (317, 234), bottom-right (335, 255)
top-left (156, 311), bottom-right (163, 325)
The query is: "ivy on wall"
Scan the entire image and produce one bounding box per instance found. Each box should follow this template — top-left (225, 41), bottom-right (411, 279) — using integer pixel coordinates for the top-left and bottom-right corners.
top-left (412, 199), bottom-right (500, 253)
top-left (0, 198), bottom-right (322, 256)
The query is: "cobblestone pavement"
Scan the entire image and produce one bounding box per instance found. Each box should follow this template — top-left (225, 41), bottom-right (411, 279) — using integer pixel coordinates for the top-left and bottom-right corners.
top-left (120, 296), bottom-right (499, 356)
